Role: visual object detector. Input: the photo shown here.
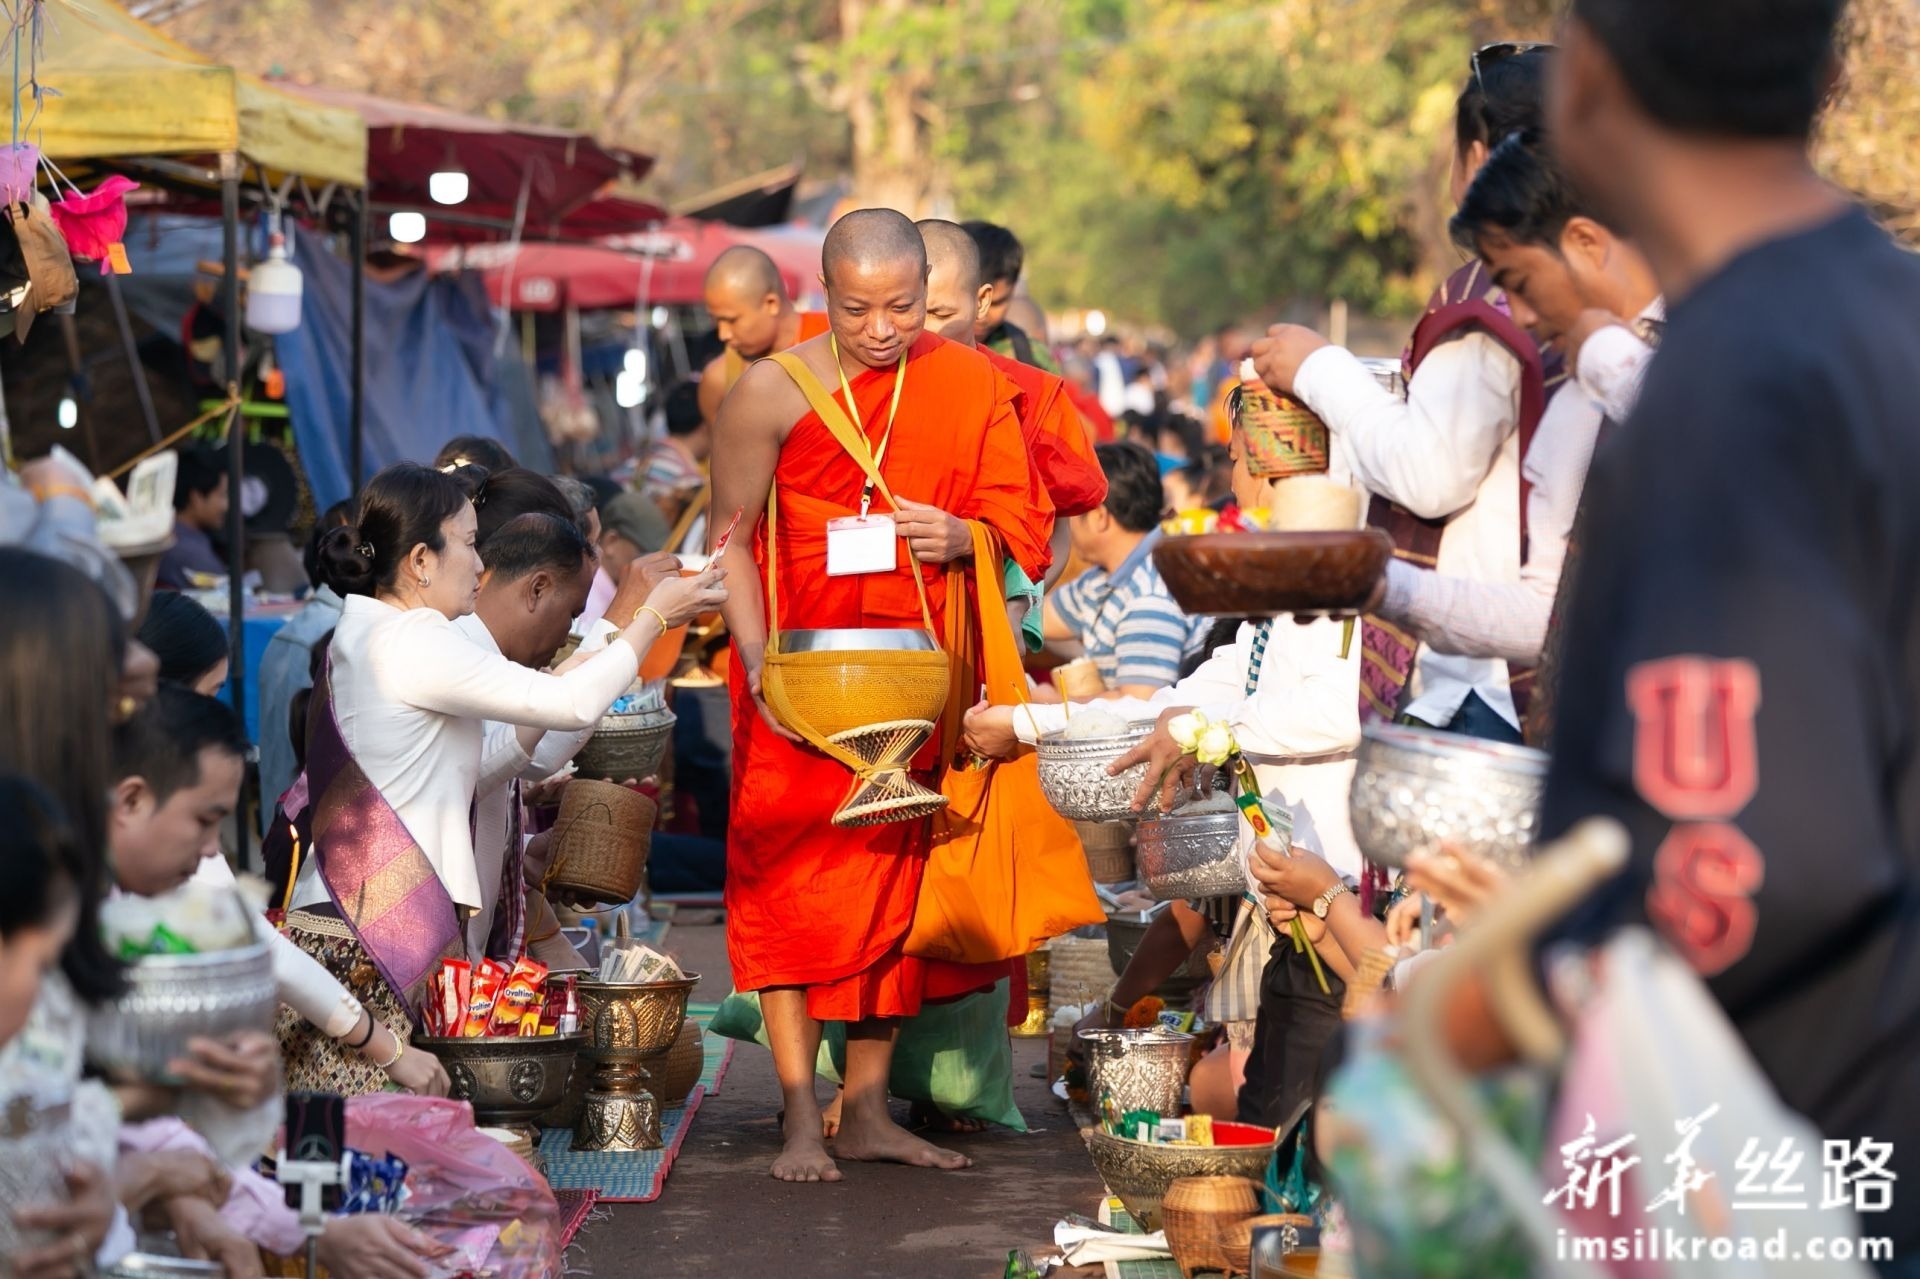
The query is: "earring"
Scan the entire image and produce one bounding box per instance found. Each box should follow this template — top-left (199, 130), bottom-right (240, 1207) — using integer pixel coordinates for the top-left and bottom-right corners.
top-left (419, 577), bottom-right (431, 588)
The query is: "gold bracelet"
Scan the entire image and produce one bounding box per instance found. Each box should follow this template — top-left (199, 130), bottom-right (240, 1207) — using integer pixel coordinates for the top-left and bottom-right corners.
top-left (634, 604), bottom-right (670, 633)
top-left (374, 1033), bottom-right (405, 1071)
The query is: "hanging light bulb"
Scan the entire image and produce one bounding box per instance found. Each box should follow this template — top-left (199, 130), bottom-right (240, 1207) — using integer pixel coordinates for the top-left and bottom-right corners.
top-left (56, 396), bottom-right (76, 430)
top-left (623, 347), bottom-right (647, 377)
top-left (429, 166), bottom-right (469, 206)
top-left (614, 368), bottom-right (645, 409)
top-left (649, 305), bottom-right (670, 330)
top-left (246, 232), bottom-right (304, 335)
top-left (389, 211), bottom-right (427, 244)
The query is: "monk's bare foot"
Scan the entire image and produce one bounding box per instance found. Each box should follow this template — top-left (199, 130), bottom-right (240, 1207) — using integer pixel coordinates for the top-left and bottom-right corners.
top-left (821, 1088), bottom-right (844, 1139)
top-left (907, 1100), bottom-right (987, 1134)
top-left (835, 1113), bottom-right (973, 1170)
top-left (771, 1126), bottom-right (842, 1183)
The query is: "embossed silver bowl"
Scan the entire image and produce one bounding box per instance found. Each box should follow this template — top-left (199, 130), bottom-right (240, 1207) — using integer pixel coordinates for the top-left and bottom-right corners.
top-left (1036, 724), bottom-right (1156, 823)
top-left (413, 1032), bottom-right (586, 1126)
top-left (573, 704), bottom-right (676, 781)
top-left (1079, 1027), bottom-right (1194, 1118)
top-left (1135, 810), bottom-right (1245, 902)
top-left (1347, 722), bottom-right (1548, 872)
top-left (88, 930), bottom-right (277, 1081)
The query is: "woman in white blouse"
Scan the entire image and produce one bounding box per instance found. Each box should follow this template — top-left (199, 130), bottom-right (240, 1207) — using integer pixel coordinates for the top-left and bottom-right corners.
top-left (278, 463), bottom-right (724, 1094)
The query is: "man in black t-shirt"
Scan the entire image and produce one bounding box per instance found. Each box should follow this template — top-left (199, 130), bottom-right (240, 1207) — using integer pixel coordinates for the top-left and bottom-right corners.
top-left (1529, 0), bottom-right (1920, 1268)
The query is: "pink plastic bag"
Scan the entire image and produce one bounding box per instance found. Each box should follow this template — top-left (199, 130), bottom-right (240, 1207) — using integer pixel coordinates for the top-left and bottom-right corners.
top-left (49, 175), bottom-right (137, 268)
top-left (341, 1094), bottom-right (561, 1279)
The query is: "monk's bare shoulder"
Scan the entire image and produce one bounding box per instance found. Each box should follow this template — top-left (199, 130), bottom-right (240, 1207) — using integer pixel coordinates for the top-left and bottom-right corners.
top-left (721, 357), bottom-right (811, 444)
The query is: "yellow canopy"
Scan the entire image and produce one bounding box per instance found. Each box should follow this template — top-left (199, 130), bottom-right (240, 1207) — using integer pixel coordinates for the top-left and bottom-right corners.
top-left (15, 0), bottom-right (365, 187)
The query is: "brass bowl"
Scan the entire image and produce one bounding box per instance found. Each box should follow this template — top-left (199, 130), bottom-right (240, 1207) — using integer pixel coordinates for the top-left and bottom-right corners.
top-left (573, 1089), bottom-right (662, 1153)
top-left (1153, 530), bottom-right (1392, 618)
top-left (1083, 1122), bottom-right (1282, 1230)
top-left (411, 1033), bottom-right (585, 1126)
top-left (574, 974), bottom-right (701, 1063)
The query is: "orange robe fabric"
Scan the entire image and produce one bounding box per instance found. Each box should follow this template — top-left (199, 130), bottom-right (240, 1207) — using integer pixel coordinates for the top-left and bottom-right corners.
top-left (982, 346), bottom-right (1109, 519)
top-left (726, 332), bottom-right (1052, 1023)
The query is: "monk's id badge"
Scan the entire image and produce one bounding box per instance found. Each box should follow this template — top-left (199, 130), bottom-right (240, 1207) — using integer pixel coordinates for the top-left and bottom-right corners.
top-left (825, 514), bottom-right (899, 576)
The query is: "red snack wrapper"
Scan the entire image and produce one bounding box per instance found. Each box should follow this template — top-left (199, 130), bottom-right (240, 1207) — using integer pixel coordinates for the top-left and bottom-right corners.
top-left (489, 957), bottom-right (549, 1036)
top-left (436, 959), bottom-right (471, 1037)
top-left (462, 959), bottom-right (508, 1037)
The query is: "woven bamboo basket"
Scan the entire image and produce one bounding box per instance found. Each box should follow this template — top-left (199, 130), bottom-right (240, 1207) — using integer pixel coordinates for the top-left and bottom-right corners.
top-left (1225, 1213), bottom-right (1316, 1277)
top-left (546, 779), bottom-right (655, 906)
top-left (650, 1016), bottom-right (704, 1109)
top-left (1074, 819), bottom-right (1137, 884)
top-left (1047, 934), bottom-right (1115, 1016)
top-left (1163, 1176), bottom-right (1262, 1279)
top-left (1231, 382), bottom-right (1330, 479)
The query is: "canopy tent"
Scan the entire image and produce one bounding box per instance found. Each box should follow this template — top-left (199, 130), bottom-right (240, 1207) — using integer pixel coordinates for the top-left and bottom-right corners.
top-left (282, 84), bottom-right (649, 237)
top-left (673, 159), bottom-right (803, 228)
top-left (427, 217), bottom-right (822, 312)
top-left (11, 0), bottom-right (369, 879)
top-left (19, 0), bottom-right (365, 186)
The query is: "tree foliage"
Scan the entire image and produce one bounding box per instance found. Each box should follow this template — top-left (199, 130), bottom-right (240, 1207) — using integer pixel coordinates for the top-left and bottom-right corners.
top-left (160, 0), bottom-right (1911, 336)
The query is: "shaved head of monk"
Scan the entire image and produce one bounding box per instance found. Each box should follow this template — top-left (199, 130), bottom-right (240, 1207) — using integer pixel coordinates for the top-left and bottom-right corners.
top-left (915, 218), bottom-right (991, 347)
top-left (820, 208), bottom-right (929, 371)
top-left (703, 246), bottom-right (792, 361)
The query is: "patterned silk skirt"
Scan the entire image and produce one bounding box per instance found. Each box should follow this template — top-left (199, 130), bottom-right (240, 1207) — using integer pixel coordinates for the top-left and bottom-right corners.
top-left (275, 910), bottom-right (411, 1096)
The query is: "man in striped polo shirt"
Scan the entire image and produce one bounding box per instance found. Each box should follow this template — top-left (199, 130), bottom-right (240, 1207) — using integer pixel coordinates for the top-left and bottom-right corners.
top-left (1042, 441), bottom-right (1209, 698)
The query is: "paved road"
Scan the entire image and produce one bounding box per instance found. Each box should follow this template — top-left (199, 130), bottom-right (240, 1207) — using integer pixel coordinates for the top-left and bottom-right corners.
top-left (576, 912), bottom-right (1107, 1277)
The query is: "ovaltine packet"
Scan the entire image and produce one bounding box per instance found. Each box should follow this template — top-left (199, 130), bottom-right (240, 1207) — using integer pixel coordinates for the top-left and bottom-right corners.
top-left (462, 959), bottom-right (508, 1036)
top-left (490, 957), bottom-right (549, 1035)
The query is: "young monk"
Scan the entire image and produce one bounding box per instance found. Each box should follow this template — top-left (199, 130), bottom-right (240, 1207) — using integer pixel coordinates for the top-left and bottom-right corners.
top-left (697, 246), bottom-right (829, 428)
top-left (712, 207), bottom-right (1052, 1182)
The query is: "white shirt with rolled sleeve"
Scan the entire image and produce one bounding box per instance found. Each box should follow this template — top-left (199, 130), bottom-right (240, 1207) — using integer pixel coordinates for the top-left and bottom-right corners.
top-left (1373, 300), bottom-right (1663, 665)
top-left (1292, 334), bottom-right (1526, 729)
top-left (1012, 615), bottom-right (1363, 892)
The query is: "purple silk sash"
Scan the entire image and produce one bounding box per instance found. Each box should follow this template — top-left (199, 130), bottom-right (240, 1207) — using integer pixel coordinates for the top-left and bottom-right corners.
top-left (307, 660), bottom-right (464, 1021)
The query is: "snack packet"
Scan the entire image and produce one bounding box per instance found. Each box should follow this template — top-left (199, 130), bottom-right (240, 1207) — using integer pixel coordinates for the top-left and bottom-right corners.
top-left (462, 959), bottom-right (508, 1037)
top-left (488, 957), bottom-right (549, 1036)
top-left (1186, 1113), bottom-right (1215, 1147)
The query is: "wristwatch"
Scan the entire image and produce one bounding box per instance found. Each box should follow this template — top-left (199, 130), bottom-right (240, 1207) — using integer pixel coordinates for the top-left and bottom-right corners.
top-left (1311, 881), bottom-right (1351, 919)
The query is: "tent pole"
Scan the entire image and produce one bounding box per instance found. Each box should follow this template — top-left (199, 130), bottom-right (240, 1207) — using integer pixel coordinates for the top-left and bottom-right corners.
top-left (349, 189), bottom-right (367, 500)
top-left (220, 155), bottom-right (252, 872)
top-left (105, 273), bottom-right (162, 446)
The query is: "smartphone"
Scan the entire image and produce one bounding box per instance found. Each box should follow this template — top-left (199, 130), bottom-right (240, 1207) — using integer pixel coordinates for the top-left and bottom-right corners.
top-left (709, 507), bottom-right (744, 559)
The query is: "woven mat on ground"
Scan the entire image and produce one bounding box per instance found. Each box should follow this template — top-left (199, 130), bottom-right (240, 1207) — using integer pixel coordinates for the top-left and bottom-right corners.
top-left (1098, 1199), bottom-right (1181, 1279)
top-left (538, 1086), bottom-right (706, 1203)
top-left (553, 1188), bottom-right (600, 1247)
top-left (535, 1006), bottom-right (731, 1201)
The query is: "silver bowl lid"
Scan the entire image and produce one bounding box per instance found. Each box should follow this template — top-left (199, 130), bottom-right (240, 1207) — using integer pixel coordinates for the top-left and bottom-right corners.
top-left (1361, 721), bottom-right (1548, 774)
top-left (780, 628), bottom-right (937, 653)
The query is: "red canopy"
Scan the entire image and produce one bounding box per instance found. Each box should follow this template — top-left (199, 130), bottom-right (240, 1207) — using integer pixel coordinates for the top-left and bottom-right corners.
top-left (427, 218), bottom-right (815, 312)
top-left (281, 84), bottom-right (653, 233)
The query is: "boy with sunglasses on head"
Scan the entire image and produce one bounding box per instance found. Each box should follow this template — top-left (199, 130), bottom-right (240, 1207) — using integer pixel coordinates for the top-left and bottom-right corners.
top-left (1249, 44), bottom-right (1560, 745)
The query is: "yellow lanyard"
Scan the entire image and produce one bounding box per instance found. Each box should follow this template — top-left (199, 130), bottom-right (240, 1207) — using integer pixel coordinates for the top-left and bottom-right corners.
top-left (829, 334), bottom-right (907, 518)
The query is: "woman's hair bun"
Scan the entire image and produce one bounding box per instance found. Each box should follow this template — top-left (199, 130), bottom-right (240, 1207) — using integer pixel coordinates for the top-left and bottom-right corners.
top-left (314, 523), bottom-right (377, 597)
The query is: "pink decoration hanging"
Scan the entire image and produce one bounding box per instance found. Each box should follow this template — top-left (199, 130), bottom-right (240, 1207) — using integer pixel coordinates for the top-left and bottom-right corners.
top-left (0, 143), bottom-right (38, 207)
top-left (49, 175), bottom-right (139, 270)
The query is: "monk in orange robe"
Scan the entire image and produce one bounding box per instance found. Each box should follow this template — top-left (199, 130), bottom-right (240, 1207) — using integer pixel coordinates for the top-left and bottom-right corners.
top-left (918, 219), bottom-right (1107, 522)
top-left (713, 208), bottom-right (1051, 1182)
top-left (698, 245), bottom-right (830, 426)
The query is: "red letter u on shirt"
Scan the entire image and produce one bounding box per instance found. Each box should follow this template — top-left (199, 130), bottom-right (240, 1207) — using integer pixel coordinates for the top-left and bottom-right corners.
top-left (1626, 657), bottom-right (1762, 822)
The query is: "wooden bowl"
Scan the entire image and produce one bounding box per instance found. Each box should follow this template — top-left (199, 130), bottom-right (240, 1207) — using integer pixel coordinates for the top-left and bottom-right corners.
top-left (1152, 531), bottom-right (1392, 618)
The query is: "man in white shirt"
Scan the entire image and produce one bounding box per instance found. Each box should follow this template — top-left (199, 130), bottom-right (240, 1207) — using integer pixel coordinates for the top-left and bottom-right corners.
top-left (1371, 133), bottom-right (1663, 672)
top-left (1248, 45), bottom-right (1558, 741)
top-left (453, 511), bottom-right (602, 963)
